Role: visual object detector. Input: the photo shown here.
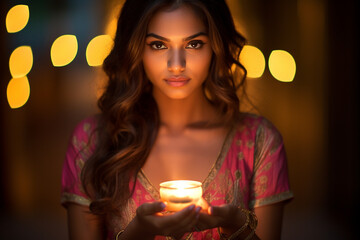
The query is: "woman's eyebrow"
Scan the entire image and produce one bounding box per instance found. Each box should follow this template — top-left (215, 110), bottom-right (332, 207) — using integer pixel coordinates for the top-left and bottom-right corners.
top-left (146, 33), bottom-right (170, 42)
top-left (146, 32), bottom-right (208, 42)
top-left (184, 32), bottom-right (207, 41)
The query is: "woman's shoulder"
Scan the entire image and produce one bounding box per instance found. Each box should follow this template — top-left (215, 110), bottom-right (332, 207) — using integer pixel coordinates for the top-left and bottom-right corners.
top-left (234, 112), bottom-right (282, 139)
top-left (72, 115), bottom-right (99, 138)
top-left (69, 115), bottom-right (100, 153)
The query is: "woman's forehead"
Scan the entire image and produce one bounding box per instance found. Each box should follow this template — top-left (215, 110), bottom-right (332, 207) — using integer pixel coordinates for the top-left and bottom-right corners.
top-left (147, 5), bottom-right (206, 38)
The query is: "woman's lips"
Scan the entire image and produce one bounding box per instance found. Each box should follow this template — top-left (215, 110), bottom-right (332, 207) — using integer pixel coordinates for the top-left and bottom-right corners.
top-left (164, 76), bottom-right (190, 87)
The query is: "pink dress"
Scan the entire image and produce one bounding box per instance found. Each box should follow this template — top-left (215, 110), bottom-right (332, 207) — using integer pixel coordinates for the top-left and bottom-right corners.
top-left (61, 113), bottom-right (293, 240)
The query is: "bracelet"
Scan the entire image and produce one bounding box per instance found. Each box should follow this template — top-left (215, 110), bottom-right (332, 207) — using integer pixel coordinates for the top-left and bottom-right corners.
top-left (115, 230), bottom-right (124, 240)
top-left (218, 208), bottom-right (258, 240)
top-left (244, 230), bottom-right (255, 240)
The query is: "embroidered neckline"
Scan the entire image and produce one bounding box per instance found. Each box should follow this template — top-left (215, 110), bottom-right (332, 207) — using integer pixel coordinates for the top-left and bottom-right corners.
top-left (137, 124), bottom-right (238, 200)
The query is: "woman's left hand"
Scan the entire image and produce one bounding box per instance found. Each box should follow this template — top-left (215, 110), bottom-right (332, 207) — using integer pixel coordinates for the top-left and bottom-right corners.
top-left (194, 204), bottom-right (244, 232)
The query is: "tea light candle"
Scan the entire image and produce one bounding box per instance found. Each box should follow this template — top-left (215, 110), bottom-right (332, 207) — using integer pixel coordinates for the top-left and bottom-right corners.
top-left (159, 180), bottom-right (202, 212)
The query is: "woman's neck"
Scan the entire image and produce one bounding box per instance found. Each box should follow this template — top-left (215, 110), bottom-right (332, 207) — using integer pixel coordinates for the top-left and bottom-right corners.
top-left (153, 90), bottom-right (217, 134)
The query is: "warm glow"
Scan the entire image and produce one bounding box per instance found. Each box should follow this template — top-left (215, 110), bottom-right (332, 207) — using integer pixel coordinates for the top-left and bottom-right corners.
top-left (9, 46), bottom-right (33, 78)
top-left (268, 50), bottom-right (296, 82)
top-left (105, 18), bottom-right (118, 39)
top-left (240, 45), bottom-right (266, 78)
top-left (105, 4), bottom-right (123, 38)
top-left (160, 180), bottom-right (202, 212)
top-left (7, 76), bottom-right (31, 109)
top-left (6, 5), bottom-right (30, 33)
top-left (50, 35), bottom-right (78, 67)
top-left (86, 35), bottom-right (113, 66)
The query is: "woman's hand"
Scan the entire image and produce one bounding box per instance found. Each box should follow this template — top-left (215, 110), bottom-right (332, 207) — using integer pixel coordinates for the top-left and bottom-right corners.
top-left (122, 201), bottom-right (201, 239)
top-left (195, 204), bottom-right (261, 239)
top-left (195, 204), bottom-right (244, 232)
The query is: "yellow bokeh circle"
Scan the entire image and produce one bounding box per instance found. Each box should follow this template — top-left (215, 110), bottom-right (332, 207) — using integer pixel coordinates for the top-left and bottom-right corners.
top-left (6, 5), bottom-right (30, 33)
top-left (240, 45), bottom-right (265, 78)
top-left (86, 35), bottom-right (113, 66)
top-left (268, 50), bottom-right (296, 82)
top-left (50, 35), bottom-right (78, 67)
top-left (7, 76), bottom-right (31, 109)
top-left (9, 46), bottom-right (33, 78)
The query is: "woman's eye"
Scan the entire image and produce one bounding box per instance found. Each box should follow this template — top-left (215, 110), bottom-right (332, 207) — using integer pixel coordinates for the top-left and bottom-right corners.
top-left (149, 41), bottom-right (167, 50)
top-left (186, 40), bottom-right (204, 49)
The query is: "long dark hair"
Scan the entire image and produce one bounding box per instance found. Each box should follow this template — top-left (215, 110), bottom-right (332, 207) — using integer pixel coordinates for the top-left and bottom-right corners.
top-left (82, 0), bottom-right (247, 216)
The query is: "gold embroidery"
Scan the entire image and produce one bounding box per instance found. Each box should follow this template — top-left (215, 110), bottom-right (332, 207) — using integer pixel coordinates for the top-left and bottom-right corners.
top-left (165, 232), bottom-right (193, 240)
top-left (250, 191), bottom-right (294, 208)
top-left (61, 192), bottom-right (90, 206)
top-left (237, 152), bottom-right (244, 160)
top-left (232, 170), bottom-right (244, 208)
top-left (138, 170), bottom-right (160, 200)
top-left (253, 175), bottom-right (268, 197)
top-left (83, 122), bottom-right (91, 132)
top-left (246, 140), bottom-right (254, 148)
top-left (202, 126), bottom-right (237, 191)
top-left (253, 118), bottom-right (282, 173)
top-left (235, 170), bottom-right (242, 180)
top-left (254, 162), bottom-right (272, 179)
top-left (111, 198), bottom-right (137, 233)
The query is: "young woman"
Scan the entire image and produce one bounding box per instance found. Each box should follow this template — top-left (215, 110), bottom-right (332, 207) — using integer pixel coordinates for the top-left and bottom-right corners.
top-left (61, 0), bottom-right (293, 239)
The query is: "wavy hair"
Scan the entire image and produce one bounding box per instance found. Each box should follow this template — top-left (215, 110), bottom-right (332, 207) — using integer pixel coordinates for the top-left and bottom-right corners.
top-left (82, 0), bottom-right (247, 216)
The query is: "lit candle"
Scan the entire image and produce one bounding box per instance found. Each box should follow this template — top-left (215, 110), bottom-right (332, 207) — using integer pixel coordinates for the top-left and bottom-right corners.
top-left (159, 180), bottom-right (202, 212)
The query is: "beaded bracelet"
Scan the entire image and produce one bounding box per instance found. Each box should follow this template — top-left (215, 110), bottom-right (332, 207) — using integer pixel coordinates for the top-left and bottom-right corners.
top-left (218, 208), bottom-right (258, 240)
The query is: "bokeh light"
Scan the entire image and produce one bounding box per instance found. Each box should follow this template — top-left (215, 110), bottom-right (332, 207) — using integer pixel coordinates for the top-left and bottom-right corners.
top-left (50, 35), bottom-right (78, 67)
top-left (7, 76), bottom-right (31, 109)
top-left (9, 46), bottom-right (33, 78)
top-left (86, 35), bottom-right (113, 66)
top-left (105, 4), bottom-right (123, 38)
top-left (240, 45), bottom-right (265, 78)
top-left (268, 50), bottom-right (296, 82)
top-left (6, 4), bottom-right (30, 33)
top-left (105, 18), bottom-right (118, 39)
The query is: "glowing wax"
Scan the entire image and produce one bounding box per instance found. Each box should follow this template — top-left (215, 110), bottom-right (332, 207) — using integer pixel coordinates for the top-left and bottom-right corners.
top-left (159, 180), bottom-right (202, 212)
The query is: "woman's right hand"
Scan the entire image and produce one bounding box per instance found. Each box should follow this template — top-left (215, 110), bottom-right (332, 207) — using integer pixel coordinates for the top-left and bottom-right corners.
top-left (121, 201), bottom-right (201, 239)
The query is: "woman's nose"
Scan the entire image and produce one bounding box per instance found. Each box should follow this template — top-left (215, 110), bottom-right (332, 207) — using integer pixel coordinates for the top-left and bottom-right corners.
top-left (167, 48), bottom-right (185, 73)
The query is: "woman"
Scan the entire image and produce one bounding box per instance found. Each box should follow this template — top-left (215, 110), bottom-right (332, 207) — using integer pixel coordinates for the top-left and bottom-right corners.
top-left (61, 0), bottom-right (293, 239)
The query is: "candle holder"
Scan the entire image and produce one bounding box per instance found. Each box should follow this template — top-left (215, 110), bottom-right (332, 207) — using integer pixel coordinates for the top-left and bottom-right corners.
top-left (159, 180), bottom-right (202, 212)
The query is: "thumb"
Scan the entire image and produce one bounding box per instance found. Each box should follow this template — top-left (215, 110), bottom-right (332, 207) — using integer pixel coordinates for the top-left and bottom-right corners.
top-left (209, 204), bottom-right (236, 217)
top-left (137, 201), bottom-right (166, 216)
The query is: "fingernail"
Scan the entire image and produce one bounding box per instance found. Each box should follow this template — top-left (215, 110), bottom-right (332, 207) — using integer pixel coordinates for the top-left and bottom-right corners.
top-left (196, 206), bottom-right (202, 213)
top-left (160, 202), bottom-right (166, 209)
top-left (208, 206), bottom-right (213, 215)
top-left (188, 204), bottom-right (195, 210)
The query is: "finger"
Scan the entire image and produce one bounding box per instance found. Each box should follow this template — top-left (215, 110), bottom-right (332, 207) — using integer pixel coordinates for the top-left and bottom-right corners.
top-left (197, 212), bottom-right (221, 230)
top-left (209, 205), bottom-right (234, 217)
top-left (137, 201), bottom-right (166, 216)
top-left (168, 206), bottom-right (201, 235)
top-left (197, 198), bottom-right (209, 212)
top-left (175, 206), bottom-right (201, 231)
top-left (157, 205), bottom-right (196, 234)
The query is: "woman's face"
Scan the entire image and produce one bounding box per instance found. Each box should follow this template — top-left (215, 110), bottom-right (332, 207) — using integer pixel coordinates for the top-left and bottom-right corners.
top-left (143, 5), bottom-right (212, 100)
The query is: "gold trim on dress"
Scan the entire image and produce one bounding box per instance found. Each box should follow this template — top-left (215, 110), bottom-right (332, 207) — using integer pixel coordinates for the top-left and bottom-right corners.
top-left (202, 125), bottom-right (237, 191)
top-left (250, 191), bottom-right (294, 208)
top-left (61, 192), bottom-right (91, 206)
top-left (138, 170), bottom-right (160, 200)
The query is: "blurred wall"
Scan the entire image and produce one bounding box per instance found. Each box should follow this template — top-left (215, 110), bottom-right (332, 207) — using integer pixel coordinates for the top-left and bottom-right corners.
top-left (1, 0), bottom-right (358, 239)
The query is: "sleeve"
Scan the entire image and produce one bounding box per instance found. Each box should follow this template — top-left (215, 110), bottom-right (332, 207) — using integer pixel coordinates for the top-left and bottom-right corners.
top-left (249, 118), bottom-right (294, 208)
top-left (60, 117), bottom-right (96, 208)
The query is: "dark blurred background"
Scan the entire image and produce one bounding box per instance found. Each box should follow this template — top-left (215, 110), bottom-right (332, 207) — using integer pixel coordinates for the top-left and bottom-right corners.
top-left (0, 0), bottom-right (358, 239)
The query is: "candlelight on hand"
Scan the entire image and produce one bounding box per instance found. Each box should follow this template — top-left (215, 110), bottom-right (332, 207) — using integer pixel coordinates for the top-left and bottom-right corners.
top-left (159, 180), bottom-right (202, 212)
